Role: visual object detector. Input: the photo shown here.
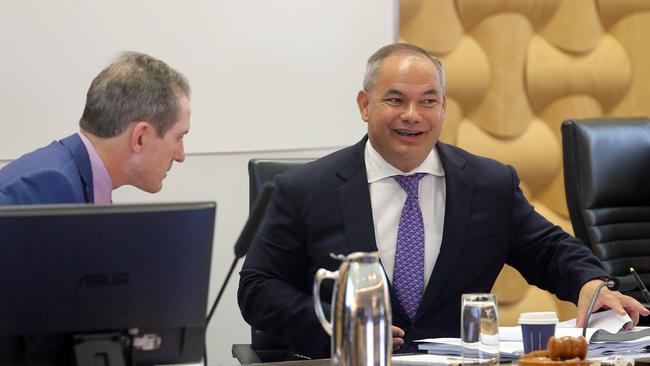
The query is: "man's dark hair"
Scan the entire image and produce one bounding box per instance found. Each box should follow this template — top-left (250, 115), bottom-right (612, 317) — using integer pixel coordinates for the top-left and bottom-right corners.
top-left (80, 51), bottom-right (190, 138)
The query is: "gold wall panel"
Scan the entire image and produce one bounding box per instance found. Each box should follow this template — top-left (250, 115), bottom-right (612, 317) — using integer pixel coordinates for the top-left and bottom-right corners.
top-left (526, 34), bottom-right (630, 112)
top-left (400, 0), bottom-right (649, 325)
top-left (442, 36), bottom-right (490, 111)
top-left (609, 13), bottom-right (650, 116)
top-left (456, 119), bottom-right (559, 195)
top-left (400, 0), bottom-right (463, 55)
top-left (456, 0), bottom-right (559, 31)
top-left (598, 0), bottom-right (650, 29)
top-left (468, 14), bottom-right (534, 137)
top-left (440, 98), bottom-right (463, 144)
top-left (540, 0), bottom-right (603, 54)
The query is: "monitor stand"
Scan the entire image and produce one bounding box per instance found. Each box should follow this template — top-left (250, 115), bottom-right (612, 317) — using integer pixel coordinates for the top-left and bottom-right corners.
top-left (74, 333), bottom-right (128, 366)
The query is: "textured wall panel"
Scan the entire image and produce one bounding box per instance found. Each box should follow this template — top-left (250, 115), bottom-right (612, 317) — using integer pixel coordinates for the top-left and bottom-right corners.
top-left (400, 0), bottom-right (463, 55)
top-left (456, 0), bottom-right (559, 30)
top-left (468, 14), bottom-right (535, 137)
top-left (540, 0), bottom-right (603, 53)
top-left (598, 0), bottom-right (650, 28)
top-left (440, 98), bottom-right (463, 144)
top-left (442, 36), bottom-right (490, 111)
top-left (608, 12), bottom-right (650, 116)
top-left (526, 35), bottom-right (630, 111)
top-left (456, 119), bottom-right (559, 195)
top-left (400, 0), bottom-right (649, 323)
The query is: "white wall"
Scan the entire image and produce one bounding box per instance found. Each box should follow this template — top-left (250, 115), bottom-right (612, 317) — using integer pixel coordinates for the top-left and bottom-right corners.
top-left (112, 147), bottom-right (339, 366)
top-left (0, 0), bottom-right (395, 159)
top-left (0, 1), bottom-right (396, 365)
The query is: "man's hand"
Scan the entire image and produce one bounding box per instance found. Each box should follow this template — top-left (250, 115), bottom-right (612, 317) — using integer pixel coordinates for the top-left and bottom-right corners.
top-left (576, 279), bottom-right (650, 328)
top-left (393, 326), bottom-right (405, 351)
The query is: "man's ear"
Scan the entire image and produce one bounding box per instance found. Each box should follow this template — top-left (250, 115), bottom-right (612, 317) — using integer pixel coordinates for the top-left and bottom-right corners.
top-left (129, 122), bottom-right (152, 154)
top-left (356, 90), bottom-right (370, 122)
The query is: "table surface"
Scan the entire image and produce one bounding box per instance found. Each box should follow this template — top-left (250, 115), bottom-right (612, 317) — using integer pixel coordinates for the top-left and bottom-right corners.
top-left (246, 359), bottom-right (330, 366)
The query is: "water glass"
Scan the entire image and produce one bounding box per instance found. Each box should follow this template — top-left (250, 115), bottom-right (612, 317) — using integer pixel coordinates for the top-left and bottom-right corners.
top-left (461, 293), bottom-right (499, 364)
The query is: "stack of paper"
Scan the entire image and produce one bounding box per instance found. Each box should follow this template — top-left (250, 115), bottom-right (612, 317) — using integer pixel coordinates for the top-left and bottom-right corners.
top-left (502, 310), bottom-right (650, 357)
top-left (392, 354), bottom-right (481, 366)
top-left (416, 337), bottom-right (521, 360)
top-left (417, 310), bottom-right (650, 359)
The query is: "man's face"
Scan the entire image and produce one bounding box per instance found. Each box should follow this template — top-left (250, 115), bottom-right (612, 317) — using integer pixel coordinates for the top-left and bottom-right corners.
top-left (133, 96), bottom-right (190, 193)
top-left (357, 53), bottom-right (446, 172)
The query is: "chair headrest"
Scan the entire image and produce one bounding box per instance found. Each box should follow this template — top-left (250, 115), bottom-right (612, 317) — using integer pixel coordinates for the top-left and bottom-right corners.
top-left (563, 117), bottom-right (650, 208)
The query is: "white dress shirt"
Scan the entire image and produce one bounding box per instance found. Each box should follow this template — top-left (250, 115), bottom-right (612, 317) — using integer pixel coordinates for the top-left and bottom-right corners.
top-left (365, 142), bottom-right (446, 289)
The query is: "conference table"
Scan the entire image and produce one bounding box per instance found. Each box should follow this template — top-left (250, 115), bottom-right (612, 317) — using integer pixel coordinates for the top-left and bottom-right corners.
top-left (244, 359), bottom-right (517, 366)
top-left (244, 356), bottom-right (516, 366)
top-left (243, 354), bottom-right (650, 366)
top-left (247, 359), bottom-right (329, 366)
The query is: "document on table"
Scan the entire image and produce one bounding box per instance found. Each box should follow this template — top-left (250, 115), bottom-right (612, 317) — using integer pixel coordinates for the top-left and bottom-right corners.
top-left (499, 309), bottom-right (633, 342)
top-left (392, 354), bottom-right (485, 366)
top-left (415, 337), bottom-right (522, 360)
top-left (417, 310), bottom-right (650, 359)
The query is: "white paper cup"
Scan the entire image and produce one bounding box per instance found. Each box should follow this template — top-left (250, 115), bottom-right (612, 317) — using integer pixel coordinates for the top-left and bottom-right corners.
top-left (518, 311), bottom-right (558, 354)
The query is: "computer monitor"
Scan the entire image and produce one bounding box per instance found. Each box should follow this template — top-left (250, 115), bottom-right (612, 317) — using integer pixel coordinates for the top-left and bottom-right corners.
top-left (0, 202), bottom-right (216, 365)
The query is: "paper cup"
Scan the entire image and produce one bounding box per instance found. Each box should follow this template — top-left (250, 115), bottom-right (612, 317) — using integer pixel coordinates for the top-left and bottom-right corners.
top-left (518, 311), bottom-right (558, 354)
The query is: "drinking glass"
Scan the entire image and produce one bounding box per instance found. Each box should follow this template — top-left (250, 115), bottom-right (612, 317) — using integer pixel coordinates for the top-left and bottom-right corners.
top-left (461, 293), bottom-right (499, 364)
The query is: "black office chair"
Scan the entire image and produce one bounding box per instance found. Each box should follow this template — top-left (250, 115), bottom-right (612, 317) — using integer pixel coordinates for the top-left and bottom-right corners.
top-left (232, 158), bottom-right (312, 364)
top-left (561, 117), bottom-right (650, 304)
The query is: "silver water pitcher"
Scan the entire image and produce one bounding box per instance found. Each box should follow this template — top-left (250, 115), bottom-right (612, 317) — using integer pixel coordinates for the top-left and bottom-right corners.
top-left (313, 251), bottom-right (392, 366)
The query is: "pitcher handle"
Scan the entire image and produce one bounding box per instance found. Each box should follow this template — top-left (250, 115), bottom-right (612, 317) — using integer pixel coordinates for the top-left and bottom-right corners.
top-left (313, 268), bottom-right (338, 336)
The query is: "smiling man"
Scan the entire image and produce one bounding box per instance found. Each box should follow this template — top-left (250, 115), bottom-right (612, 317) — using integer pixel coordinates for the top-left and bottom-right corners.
top-left (0, 52), bottom-right (190, 205)
top-left (238, 43), bottom-right (647, 360)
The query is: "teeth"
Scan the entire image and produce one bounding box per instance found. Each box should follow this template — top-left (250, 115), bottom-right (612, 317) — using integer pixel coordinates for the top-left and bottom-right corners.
top-left (396, 130), bottom-right (422, 136)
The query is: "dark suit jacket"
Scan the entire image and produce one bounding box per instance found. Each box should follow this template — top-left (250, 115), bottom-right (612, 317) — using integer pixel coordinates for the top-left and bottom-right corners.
top-left (0, 134), bottom-right (94, 205)
top-left (238, 136), bottom-right (607, 358)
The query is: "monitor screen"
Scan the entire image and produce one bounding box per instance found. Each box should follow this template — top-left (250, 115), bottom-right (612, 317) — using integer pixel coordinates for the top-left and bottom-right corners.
top-left (0, 202), bottom-right (216, 365)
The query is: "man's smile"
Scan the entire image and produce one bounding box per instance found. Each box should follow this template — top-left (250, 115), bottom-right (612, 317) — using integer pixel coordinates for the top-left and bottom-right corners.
top-left (393, 128), bottom-right (425, 137)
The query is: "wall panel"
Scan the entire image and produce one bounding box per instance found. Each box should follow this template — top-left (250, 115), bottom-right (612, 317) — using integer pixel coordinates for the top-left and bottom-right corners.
top-left (400, 0), bottom-right (650, 323)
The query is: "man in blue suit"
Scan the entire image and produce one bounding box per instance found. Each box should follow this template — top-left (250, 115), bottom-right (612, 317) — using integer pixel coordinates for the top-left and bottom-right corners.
top-left (238, 43), bottom-right (648, 359)
top-left (0, 52), bottom-right (191, 205)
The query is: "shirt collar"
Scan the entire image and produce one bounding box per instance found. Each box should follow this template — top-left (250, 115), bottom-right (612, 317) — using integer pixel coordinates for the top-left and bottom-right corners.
top-left (364, 140), bottom-right (445, 184)
top-left (78, 132), bottom-right (113, 203)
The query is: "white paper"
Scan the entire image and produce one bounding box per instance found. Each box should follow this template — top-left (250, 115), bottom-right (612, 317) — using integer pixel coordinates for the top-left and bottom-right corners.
top-left (392, 354), bottom-right (480, 366)
top-left (500, 310), bottom-right (632, 342)
top-left (416, 310), bottom-right (650, 359)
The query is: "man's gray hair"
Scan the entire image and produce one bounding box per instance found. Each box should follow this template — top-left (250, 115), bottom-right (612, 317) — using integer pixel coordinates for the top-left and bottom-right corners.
top-left (362, 43), bottom-right (445, 94)
top-left (79, 51), bottom-right (190, 138)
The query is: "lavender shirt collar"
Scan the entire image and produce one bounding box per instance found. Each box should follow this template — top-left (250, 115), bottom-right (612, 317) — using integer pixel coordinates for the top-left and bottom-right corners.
top-left (78, 132), bottom-right (113, 203)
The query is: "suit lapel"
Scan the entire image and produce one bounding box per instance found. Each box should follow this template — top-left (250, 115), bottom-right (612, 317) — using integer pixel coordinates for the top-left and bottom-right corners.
top-left (336, 137), bottom-right (378, 253)
top-left (417, 142), bottom-right (474, 318)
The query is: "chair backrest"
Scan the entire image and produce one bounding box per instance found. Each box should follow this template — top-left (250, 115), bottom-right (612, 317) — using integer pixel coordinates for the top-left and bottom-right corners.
top-left (248, 158), bottom-right (313, 209)
top-left (246, 158), bottom-right (311, 360)
top-left (561, 117), bottom-right (650, 299)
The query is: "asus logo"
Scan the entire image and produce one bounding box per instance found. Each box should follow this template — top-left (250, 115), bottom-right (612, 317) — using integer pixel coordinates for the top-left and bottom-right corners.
top-left (78, 273), bottom-right (130, 287)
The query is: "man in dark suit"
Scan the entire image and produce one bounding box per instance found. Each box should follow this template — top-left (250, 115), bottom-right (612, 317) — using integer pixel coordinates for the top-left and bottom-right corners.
top-left (238, 43), bottom-right (648, 358)
top-left (0, 51), bottom-right (191, 205)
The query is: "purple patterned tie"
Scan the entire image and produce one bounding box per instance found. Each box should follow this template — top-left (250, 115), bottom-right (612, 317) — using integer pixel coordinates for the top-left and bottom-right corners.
top-left (392, 173), bottom-right (426, 319)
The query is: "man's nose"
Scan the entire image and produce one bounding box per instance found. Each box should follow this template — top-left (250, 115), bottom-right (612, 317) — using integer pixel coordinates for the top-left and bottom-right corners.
top-left (400, 103), bottom-right (421, 123)
top-left (174, 141), bottom-right (186, 162)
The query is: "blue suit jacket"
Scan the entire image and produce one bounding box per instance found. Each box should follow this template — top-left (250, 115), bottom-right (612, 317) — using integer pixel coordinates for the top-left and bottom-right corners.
top-left (0, 134), bottom-right (94, 205)
top-left (238, 136), bottom-right (608, 358)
